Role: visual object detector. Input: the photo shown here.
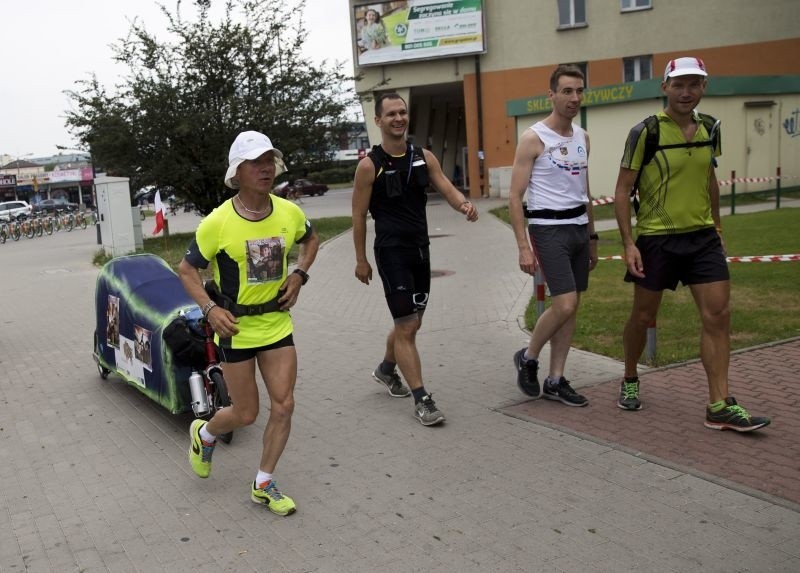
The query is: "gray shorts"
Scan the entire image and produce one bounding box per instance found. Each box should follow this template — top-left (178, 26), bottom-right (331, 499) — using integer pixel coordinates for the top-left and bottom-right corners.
top-left (528, 224), bottom-right (590, 296)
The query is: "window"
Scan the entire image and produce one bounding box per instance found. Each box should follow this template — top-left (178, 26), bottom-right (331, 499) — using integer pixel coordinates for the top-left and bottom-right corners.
top-left (574, 62), bottom-right (588, 86)
top-left (559, 62), bottom-right (589, 87)
top-left (621, 0), bottom-right (652, 12)
top-left (623, 56), bottom-right (652, 82)
top-left (557, 0), bottom-right (587, 29)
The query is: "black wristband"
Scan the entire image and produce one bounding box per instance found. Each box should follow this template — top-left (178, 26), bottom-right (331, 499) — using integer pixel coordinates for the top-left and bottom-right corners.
top-left (589, 233), bottom-right (599, 241)
top-left (292, 268), bottom-right (309, 285)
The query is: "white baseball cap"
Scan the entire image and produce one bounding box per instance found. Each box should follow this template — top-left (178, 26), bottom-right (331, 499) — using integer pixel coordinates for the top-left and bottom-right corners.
top-left (224, 131), bottom-right (286, 189)
top-left (663, 57), bottom-right (708, 81)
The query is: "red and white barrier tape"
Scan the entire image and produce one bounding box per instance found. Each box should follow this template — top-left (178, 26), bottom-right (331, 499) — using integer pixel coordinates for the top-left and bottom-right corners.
top-left (718, 175), bottom-right (783, 186)
top-left (591, 174), bottom-right (797, 203)
top-left (726, 254), bottom-right (800, 263)
top-left (599, 254), bottom-right (800, 263)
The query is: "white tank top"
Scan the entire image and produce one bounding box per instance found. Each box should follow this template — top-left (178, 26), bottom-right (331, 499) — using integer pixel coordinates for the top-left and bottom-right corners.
top-left (526, 121), bottom-right (589, 225)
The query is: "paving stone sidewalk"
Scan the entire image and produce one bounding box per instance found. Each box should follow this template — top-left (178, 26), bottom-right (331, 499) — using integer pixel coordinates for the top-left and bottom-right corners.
top-left (0, 196), bottom-right (797, 572)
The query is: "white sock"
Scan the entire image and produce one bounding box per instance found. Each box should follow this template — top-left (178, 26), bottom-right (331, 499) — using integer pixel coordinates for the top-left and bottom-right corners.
top-left (523, 350), bottom-right (537, 362)
top-left (199, 424), bottom-right (216, 444)
top-left (255, 471), bottom-right (273, 487)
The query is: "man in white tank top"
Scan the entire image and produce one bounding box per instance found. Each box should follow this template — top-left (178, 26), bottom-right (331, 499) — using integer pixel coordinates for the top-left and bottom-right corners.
top-left (508, 65), bottom-right (598, 406)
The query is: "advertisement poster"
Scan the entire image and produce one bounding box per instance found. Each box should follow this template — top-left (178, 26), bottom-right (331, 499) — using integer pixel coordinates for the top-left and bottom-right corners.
top-left (355, 0), bottom-right (485, 67)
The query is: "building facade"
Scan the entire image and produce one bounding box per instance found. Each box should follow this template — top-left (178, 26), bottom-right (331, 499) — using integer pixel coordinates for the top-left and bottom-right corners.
top-left (349, 0), bottom-right (800, 199)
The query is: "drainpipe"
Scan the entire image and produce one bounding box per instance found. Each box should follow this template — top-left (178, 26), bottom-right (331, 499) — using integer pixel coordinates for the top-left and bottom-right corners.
top-left (475, 55), bottom-right (485, 197)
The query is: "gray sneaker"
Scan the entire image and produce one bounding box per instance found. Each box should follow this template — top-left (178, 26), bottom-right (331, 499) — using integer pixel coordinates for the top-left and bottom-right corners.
top-left (372, 367), bottom-right (411, 397)
top-left (617, 378), bottom-right (642, 410)
top-left (414, 394), bottom-right (445, 426)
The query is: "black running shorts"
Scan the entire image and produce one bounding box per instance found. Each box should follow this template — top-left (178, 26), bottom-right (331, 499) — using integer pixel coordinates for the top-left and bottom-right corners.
top-left (218, 333), bottom-right (295, 363)
top-left (625, 228), bottom-right (729, 291)
top-left (374, 245), bottom-right (431, 320)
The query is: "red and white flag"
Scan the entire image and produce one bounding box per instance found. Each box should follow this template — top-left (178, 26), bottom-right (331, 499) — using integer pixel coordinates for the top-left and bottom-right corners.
top-left (152, 190), bottom-right (165, 235)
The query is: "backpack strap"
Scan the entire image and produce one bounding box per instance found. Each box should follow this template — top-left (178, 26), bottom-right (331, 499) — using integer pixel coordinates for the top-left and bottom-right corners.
top-left (367, 143), bottom-right (426, 176)
top-left (630, 113), bottom-right (720, 213)
top-left (630, 115), bottom-right (659, 213)
top-left (367, 144), bottom-right (388, 177)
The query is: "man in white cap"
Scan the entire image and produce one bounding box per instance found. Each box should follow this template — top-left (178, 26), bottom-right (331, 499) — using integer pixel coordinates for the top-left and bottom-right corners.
top-left (612, 57), bottom-right (770, 432)
top-left (178, 130), bottom-right (320, 515)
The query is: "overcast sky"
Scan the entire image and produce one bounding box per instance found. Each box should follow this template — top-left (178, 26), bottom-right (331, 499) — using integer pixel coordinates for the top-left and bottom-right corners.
top-left (1, 0), bottom-right (355, 159)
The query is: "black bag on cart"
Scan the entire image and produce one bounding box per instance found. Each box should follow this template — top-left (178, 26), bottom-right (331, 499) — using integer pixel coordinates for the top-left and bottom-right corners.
top-left (163, 315), bottom-right (206, 370)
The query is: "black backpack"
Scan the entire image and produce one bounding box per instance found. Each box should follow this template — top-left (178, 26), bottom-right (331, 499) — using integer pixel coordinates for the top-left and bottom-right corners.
top-left (367, 144), bottom-right (429, 195)
top-left (631, 112), bottom-right (720, 213)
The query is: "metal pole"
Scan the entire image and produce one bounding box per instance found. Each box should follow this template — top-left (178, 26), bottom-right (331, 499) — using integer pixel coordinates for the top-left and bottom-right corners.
top-left (730, 170), bottom-right (736, 215)
top-left (534, 267), bottom-right (546, 324)
top-left (776, 166), bottom-right (781, 209)
top-left (645, 319), bottom-right (657, 363)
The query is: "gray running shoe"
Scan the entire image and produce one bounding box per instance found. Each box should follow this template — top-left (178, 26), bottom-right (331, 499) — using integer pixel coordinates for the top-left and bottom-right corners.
top-left (372, 367), bottom-right (411, 397)
top-left (414, 394), bottom-right (445, 426)
top-left (618, 378), bottom-right (642, 410)
top-left (542, 376), bottom-right (588, 407)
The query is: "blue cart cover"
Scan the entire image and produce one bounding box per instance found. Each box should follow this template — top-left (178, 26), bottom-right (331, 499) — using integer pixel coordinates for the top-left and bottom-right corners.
top-left (94, 253), bottom-right (200, 413)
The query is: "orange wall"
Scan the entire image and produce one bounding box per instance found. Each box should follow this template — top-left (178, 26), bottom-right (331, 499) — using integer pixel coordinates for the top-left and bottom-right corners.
top-left (462, 38), bottom-right (800, 197)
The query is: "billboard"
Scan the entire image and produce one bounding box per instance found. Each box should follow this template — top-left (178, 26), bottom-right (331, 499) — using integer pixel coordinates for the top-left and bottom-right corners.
top-left (354, 1), bottom-right (485, 67)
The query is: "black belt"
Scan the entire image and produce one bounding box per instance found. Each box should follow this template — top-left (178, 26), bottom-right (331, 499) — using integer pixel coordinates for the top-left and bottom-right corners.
top-left (525, 204), bottom-right (587, 220)
top-left (224, 297), bottom-right (282, 316)
top-left (205, 281), bottom-right (283, 317)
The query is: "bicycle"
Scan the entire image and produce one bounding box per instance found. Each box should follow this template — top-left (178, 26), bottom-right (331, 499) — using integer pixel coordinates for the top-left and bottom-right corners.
top-left (54, 209), bottom-right (74, 232)
top-left (4, 219), bottom-right (21, 241)
top-left (18, 216), bottom-right (36, 239)
top-left (38, 213), bottom-right (54, 235)
top-left (70, 211), bottom-right (88, 230)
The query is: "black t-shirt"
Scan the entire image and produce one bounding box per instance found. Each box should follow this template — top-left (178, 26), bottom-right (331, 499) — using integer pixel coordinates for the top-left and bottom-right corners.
top-left (368, 144), bottom-right (430, 248)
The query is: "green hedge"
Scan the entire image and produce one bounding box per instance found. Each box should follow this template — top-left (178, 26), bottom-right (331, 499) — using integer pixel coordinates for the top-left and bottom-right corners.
top-left (306, 162), bottom-right (358, 184)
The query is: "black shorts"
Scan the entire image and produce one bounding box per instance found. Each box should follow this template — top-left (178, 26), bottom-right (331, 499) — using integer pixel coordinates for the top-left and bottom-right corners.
top-left (625, 228), bottom-right (729, 291)
top-left (218, 333), bottom-right (295, 363)
top-left (374, 246), bottom-right (431, 319)
top-left (529, 224), bottom-right (590, 296)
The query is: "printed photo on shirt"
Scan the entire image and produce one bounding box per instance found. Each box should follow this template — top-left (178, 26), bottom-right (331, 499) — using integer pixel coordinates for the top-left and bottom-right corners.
top-left (246, 237), bottom-right (286, 283)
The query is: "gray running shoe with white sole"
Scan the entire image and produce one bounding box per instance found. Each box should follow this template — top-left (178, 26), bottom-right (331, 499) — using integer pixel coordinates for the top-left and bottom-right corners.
top-left (372, 367), bottom-right (411, 397)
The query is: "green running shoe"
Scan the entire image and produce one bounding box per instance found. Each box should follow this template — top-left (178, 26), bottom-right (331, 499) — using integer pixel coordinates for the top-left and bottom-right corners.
top-left (188, 419), bottom-right (215, 478)
top-left (704, 397), bottom-right (770, 432)
top-left (251, 481), bottom-right (297, 516)
top-left (617, 378), bottom-right (642, 410)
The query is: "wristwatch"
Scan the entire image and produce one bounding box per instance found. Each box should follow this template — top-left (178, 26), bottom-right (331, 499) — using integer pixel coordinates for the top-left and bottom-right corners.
top-left (292, 268), bottom-right (309, 285)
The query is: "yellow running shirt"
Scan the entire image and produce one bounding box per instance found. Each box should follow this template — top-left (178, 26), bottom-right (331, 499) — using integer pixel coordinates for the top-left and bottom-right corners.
top-left (621, 111), bottom-right (721, 236)
top-left (187, 196), bottom-right (312, 349)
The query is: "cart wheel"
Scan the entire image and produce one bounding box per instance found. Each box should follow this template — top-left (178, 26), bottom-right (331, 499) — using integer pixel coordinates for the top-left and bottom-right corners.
top-left (93, 330), bottom-right (111, 379)
top-left (210, 370), bottom-right (233, 443)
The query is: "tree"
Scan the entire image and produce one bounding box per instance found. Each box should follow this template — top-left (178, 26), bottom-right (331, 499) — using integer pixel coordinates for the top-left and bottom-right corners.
top-left (65, 0), bottom-right (356, 214)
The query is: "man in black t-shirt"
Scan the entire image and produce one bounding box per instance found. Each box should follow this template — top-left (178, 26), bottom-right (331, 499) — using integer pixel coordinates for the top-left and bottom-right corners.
top-left (352, 92), bottom-right (478, 426)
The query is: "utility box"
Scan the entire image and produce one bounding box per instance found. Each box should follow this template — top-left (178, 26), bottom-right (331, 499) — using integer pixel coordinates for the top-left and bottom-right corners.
top-left (95, 176), bottom-right (135, 257)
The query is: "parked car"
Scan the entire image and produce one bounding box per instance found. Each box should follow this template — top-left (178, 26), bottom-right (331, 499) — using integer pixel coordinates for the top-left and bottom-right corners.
top-left (274, 178), bottom-right (329, 198)
top-left (33, 198), bottom-right (80, 213)
top-left (0, 200), bottom-right (33, 221)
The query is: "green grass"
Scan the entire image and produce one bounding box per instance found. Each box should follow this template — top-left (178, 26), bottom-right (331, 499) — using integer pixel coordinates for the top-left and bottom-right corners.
top-left (491, 205), bottom-right (800, 366)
